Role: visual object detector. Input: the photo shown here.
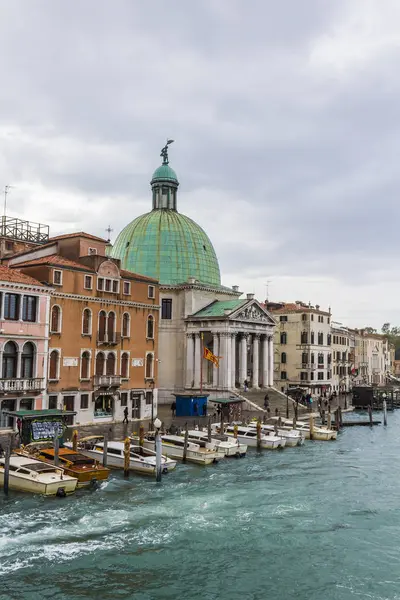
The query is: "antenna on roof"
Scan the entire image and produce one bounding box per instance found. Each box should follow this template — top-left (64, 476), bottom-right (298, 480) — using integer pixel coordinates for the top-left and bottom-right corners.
top-left (105, 225), bottom-right (113, 242)
top-left (3, 185), bottom-right (14, 218)
top-left (265, 280), bottom-right (272, 302)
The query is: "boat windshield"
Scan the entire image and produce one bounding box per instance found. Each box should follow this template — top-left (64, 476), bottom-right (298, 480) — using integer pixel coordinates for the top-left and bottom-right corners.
top-left (62, 455), bottom-right (94, 465)
top-left (23, 463), bottom-right (59, 473)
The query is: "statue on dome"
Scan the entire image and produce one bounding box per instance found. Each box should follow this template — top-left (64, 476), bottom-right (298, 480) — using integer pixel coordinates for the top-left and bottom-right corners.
top-left (160, 139), bottom-right (174, 164)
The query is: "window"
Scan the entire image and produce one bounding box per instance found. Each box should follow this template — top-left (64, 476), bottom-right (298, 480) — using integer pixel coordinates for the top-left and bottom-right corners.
top-left (281, 352), bottom-right (287, 364)
top-left (120, 392), bottom-right (128, 407)
top-left (300, 372), bottom-right (308, 381)
top-left (318, 372), bottom-right (324, 380)
top-left (300, 331), bottom-right (308, 344)
top-left (280, 332), bottom-right (287, 345)
top-left (98, 278), bottom-right (104, 291)
top-left (310, 332), bottom-right (315, 344)
top-left (84, 275), bottom-right (93, 290)
top-left (145, 391), bottom-right (153, 405)
top-left (48, 395), bottom-right (58, 410)
top-left (22, 296), bottom-right (37, 322)
top-left (161, 299), bottom-right (172, 320)
top-left (145, 353), bottom-right (154, 379)
top-left (280, 371), bottom-right (287, 380)
top-left (279, 315), bottom-right (288, 322)
top-left (318, 332), bottom-right (324, 345)
top-left (49, 350), bottom-right (60, 380)
top-left (88, 247), bottom-right (97, 255)
top-left (80, 394), bottom-right (89, 409)
top-left (148, 285), bottom-right (155, 299)
top-left (122, 313), bottom-right (130, 338)
top-left (81, 351), bottom-right (91, 379)
top-left (327, 353), bottom-right (332, 364)
top-left (21, 342), bottom-right (35, 378)
top-left (147, 315), bottom-right (154, 339)
top-left (123, 281), bottom-right (131, 295)
top-left (301, 352), bottom-right (308, 365)
top-left (301, 314), bottom-right (307, 321)
top-left (318, 353), bottom-right (324, 366)
top-left (98, 311), bottom-right (106, 342)
top-left (2, 341), bottom-right (18, 378)
top-left (327, 334), bottom-right (332, 346)
top-left (310, 372), bottom-right (314, 380)
top-left (327, 371), bottom-right (331, 380)
top-left (51, 305), bottom-right (61, 333)
top-left (105, 279), bottom-right (111, 292)
top-left (107, 312), bottom-right (116, 341)
top-left (112, 280), bottom-right (118, 293)
top-left (82, 308), bottom-right (92, 335)
top-left (95, 352), bottom-right (105, 376)
top-left (5, 241), bottom-right (13, 251)
top-left (53, 270), bottom-right (62, 285)
top-left (4, 293), bottom-right (20, 320)
top-left (311, 314), bottom-right (314, 321)
top-left (106, 353), bottom-right (116, 376)
top-left (121, 353), bottom-right (129, 379)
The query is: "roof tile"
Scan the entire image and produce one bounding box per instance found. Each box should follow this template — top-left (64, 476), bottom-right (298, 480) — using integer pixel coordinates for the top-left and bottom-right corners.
top-left (0, 265), bottom-right (45, 287)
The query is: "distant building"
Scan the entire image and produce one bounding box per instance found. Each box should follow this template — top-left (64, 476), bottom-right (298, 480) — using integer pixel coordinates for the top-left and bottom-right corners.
top-left (331, 324), bottom-right (354, 393)
top-left (267, 301), bottom-right (332, 395)
top-left (352, 329), bottom-right (390, 386)
top-left (6, 233), bottom-right (158, 426)
top-left (0, 266), bottom-right (51, 428)
top-left (0, 216), bottom-right (49, 259)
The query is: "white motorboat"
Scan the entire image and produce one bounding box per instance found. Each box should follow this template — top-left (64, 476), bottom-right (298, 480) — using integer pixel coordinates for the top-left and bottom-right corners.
top-left (133, 434), bottom-right (222, 465)
top-left (186, 429), bottom-right (247, 457)
top-left (247, 421), bottom-right (304, 447)
top-left (0, 454), bottom-right (77, 496)
top-left (213, 424), bottom-right (286, 449)
top-left (271, 417), bottom-right (337, 441)
top-left (76, 439), bottom-right (177, 475)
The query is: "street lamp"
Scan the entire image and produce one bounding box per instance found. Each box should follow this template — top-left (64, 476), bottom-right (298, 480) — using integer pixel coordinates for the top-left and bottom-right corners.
top-left (149, 380), bottom-right (155, 429)
top-left (154, 417), bottom-right (162, 430)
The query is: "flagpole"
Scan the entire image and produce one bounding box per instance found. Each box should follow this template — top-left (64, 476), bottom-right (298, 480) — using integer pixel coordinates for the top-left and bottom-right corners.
top-left (200, 332), bottom-right (203, 394)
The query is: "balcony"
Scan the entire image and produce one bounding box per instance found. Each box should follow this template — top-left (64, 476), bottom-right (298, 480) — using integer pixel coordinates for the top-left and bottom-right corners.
top-left (96, 333), bottom-right (121, 346)
top-left (94, 375), bottom-right (122, 388)
top-left (0, 377), bottom-right (45, 393)
top-left (298, 363), bottom-right (317, 370)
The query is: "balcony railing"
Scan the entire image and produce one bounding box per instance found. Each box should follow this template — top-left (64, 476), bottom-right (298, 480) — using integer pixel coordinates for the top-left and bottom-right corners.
top-left (0, 377), bottom-right (45, 393)
top-left (94, 375), bottom-right (122, 388)
top-left (96, 333), bottom-right (122, 346)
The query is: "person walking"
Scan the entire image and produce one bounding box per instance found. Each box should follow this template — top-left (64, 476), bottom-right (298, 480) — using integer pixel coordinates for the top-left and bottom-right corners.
top-left (263, 393), bottom-right (269, 410)
top-left (244, 379), bottom-right (249, 392)
top-left (171, 400), bottom-right (176, 418)
top-left (123, 406), bottom-right (129, 424)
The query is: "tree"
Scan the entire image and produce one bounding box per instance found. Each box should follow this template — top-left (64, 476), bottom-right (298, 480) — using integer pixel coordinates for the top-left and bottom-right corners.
top-left (364, 327), bottom-right (377, 334)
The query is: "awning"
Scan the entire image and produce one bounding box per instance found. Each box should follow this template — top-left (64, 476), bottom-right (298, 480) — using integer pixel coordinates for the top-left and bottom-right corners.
top-left (3, 409), bottom-right (77, 420)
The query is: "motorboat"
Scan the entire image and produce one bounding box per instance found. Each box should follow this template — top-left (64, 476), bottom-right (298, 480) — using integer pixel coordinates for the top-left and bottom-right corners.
top-left (185, 429), bottom-right (247, 457)
top-left (247, 421), bottom-right (304, 447)
top-left (269, 417), bottom-right (337, 441)
top-left (0, 454), bottom-right (77, 496)
top-left (132, 434), bottom-right (222, 465)
top-left (212, 424), bottom-right (286, 449)
top-left (20, 443), bottom-right (110, 488)
top-left (76, 438), bottom-right (177, 475)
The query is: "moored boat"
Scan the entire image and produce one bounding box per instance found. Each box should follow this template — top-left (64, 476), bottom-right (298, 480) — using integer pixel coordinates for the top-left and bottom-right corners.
top-left (247, 421), bottom-right (304, 447)
top-left (133, 434), bottom-right (221, 465)
top-left (0, 454), bottom-right (77, 496)
top-left (187, 429), bottom-right (247, 457)
top-left (213, 424), bottom-right (286, 449)
top-left (271, 417), bottom-right (337, 441)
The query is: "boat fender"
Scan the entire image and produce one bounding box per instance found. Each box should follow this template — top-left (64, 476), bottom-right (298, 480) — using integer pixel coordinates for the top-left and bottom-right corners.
top-left (56, 487), bottom-right (66, 498)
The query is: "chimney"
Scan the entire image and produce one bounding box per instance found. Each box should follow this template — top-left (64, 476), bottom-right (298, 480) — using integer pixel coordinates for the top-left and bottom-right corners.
top-left (247, 293), bottom-right (254, 300)
top-left (188, 277), bottom-right (196, 284)
top-left (316, 304), bottom-right (320, 310)
top-left (232, 285), bottom-right (239, 292)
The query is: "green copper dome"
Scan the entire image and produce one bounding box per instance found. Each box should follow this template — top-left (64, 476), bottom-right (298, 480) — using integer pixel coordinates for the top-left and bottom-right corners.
top-left (111, 210), bottom-right (221, 286)
top-left (151, 164), bottom-right (178, 184)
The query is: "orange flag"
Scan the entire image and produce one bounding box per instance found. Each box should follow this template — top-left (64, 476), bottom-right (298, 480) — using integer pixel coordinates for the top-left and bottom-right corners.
top-left (203, 346), bottom-right (219, 368)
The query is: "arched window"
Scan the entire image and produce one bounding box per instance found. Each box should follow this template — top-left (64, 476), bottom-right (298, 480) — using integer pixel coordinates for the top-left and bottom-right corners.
top-left (147, 315), bottom-right (154, 339)
top-left (3, 341), bottom-right (18, 378)
top-left (81, 351), bottom-right (91, 379)
top-left (300, 331), bottom-right (308, 344)
top-left (122, 313), bottom-right (130, 338)
top-left (21, 342), bottom-right (35, 379)
top-left (280, 332), bottom-right (287, 345)
top-left (121, 352), bottom-right (129, 379)
top-left (98, 311), bottom-right (106, 342)
top-left (281, 352), bottom-right (287, 364)
top-left (301, 352), bottom-right (308, 365)
top-left (51, 305), bottom-right (61, 333)
top-left (49, 350), bottom-right (60, 380)
top-left (106, 353), bottom-right (116, 376)
top-left (145, 353), bottom-right (154, 379)
top-left (82, 309), bottom-right (92, 335)
top-left (107, 312), bottom-right (115, 342)
top-left (95, 352), bottom-right (105, 376)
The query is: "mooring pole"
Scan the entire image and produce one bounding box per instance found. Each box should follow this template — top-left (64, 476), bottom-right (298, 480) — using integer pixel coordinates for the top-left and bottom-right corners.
top-left (256, 419), bottom-right (262, 450)
top-left (207, 416), bottom-right (212, 443)
top-left (54, 433), bottom-right (60, 467)
top-left (368, 405), bottom-right (373, 427)
top-left (124, 437), bottom-right (130, 478)
top-left (139, 425), bottom-right (144, 447)
top-left (155, 431), bottom-right (162, 483)
top-left (72, 429), bottom-right (78, 452)
top-left (309, 413), bottom-right (314, 441)
top-left (383, 400), bottom-right (388, 426)
top-left (182, 423), bottom-right (188, 463)
top-left (102, 432), bottom-right (108, 468)
top-left (3, 440), bottom-right (11, 496)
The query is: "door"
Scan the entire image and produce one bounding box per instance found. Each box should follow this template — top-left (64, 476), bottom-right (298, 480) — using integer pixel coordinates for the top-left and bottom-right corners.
top-left (0, 399), bottom-right (16, 428)
top-left (131, 393), bottom-right (141, 420)
top-left (63, 396), bottom-right (75, 426)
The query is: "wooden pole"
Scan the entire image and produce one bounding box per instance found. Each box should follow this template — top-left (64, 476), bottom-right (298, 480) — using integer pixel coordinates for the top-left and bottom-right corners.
top-left (233, 424), bottom-right (238, 439)
top-left (155, 431), bottom-right (162, 482)
top-left (123, 437), bottom-right (130, 478)
top-left (256, 419), bottom-right (262, 450)
top-left (334, 408), bottom-right (339, 431)
top-left (207, 416), bottom-right (212, 442)
top-left (286, 390), bottom-right (289, 419)
top-left (200, 333), bottom-right (204, 394)
top-left (139, 425), bottom-right (144, 447)
top-left (327, 410), bottom-right (332, 431)
top-left (3, 440), bottom-right (11, 496)
top-left (338, 406), bottom-right (343, 429)
top-left (182, 423), bottom-right (188, 463)
top-left (368, 405), bottom-right (373, 427)
top-left (54, 432), bottom-right (60, 467)
top-left (220, 405), bottom-right (224, 435)
top-left (309, 413), bottom-right (314, 441)
top-left (102, 432), bottom-right (108, 467)
top-left (292, 414), bottom-right (297, 429)
top-left (72, 429), bottom-right (78, 452)
top-left (383, 400), bottom-right (388, 426)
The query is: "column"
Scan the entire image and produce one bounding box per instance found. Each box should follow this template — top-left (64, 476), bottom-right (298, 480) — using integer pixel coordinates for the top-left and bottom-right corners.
top-left (185, 333), bottom-right (194, 388)
top-left (212, 332), bottom-right (219, 388)
top-left (252, 334), bottom-right (260, 388)
top-left (268, 335), bottom-right (274, 386)
top-left (193, 333), bottom-right (201, 388)
top-left (219, 332), bottom-right (231, 390)
top-left (262, 335), bottom-right (268, 387)
top-left (231, 333), bottom-right (237, 388)
top-left (239, 334), bottom-right (248, 387)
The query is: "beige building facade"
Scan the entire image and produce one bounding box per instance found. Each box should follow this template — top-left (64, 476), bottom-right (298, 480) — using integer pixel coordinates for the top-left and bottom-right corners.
top-left (331, 324), bottom-right (355, 393)
top-left (352, 329), bottom-right (390, 386)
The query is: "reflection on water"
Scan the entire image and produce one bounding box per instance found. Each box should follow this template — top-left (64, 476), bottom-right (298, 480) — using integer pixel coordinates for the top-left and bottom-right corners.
top-left (1, 412), bottom-right (400, 599)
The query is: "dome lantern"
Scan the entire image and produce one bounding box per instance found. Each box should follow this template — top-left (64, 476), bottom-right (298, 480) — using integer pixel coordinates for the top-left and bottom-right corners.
top-left (150, 140), bottom-right (179, 211)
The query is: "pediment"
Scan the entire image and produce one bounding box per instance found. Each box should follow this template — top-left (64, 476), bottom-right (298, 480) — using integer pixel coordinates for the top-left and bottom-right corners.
top-left (230, 300), bottom-right (275, 325)
top-left (97, 260), bottom-right (120, 278)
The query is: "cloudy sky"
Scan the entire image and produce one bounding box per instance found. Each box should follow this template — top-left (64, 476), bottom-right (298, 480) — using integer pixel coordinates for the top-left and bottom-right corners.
top-left (0, 0), bottom-right (399, 329)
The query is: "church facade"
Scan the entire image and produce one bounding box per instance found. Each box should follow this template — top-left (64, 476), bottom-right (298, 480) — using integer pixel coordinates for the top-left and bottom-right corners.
top-left (111, 143), bottom-right (276, 404)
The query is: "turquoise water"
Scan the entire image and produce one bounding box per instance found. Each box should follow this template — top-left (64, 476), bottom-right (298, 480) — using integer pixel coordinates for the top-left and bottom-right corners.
top-left (1, 413), bottom-right (400, 600)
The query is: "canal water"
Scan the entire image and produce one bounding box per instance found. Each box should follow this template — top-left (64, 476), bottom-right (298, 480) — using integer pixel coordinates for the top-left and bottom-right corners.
top-left (1, 413), bottom-right (400, 600)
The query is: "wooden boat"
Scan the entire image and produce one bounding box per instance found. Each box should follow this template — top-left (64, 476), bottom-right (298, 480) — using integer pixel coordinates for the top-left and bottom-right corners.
top-left (132, 434), bottom-right (222, 465)
top-left (0, 454), bottom-right (77, 496)
top-left (20, 443), bottom-right (110, 487)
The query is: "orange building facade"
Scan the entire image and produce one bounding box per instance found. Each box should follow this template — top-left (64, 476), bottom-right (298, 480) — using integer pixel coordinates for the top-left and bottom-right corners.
top-left (7, 233), bottom-right (159, 426)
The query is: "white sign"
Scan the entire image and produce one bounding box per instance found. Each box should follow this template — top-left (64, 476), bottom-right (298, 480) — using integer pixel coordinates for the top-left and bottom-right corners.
top-left (63, 357), bottom-right (79, 367)
top-left (132, 358), bottom-right (144, 367)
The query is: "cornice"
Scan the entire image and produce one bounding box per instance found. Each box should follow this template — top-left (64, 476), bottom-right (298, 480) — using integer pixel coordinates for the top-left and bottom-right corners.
top-left (51, 291), bottom-right (159, 311)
